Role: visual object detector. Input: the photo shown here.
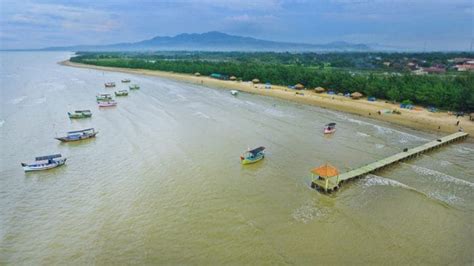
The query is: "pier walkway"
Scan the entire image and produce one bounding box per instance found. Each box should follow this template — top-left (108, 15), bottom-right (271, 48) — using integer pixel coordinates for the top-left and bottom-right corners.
top-left (311, 132), bottom-right (469, 193)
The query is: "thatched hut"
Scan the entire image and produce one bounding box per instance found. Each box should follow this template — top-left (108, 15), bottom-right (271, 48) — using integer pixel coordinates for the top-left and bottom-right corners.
top-left (294, 83), bottom-right (305, 90)
top-left (351, 92), bottom-right (363, 99)
top-left (252, 78), bottom-right (260, 84)
top-left (229, 76), bottom-right (237, 81)
top-left (314, 87), bottom-right (325, 93)
top-left (194, 72), bottom-right (201, 76)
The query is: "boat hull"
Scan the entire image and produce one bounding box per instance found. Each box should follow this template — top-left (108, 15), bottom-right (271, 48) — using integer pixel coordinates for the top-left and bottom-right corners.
top-left (324, 128), bottom-right (336, 134)
top-left (241, 153), bottom-right (264, 165)
top-left (55, 132), bottom-right (98, 142)
top-left (98, 102), bottom-right (117, 107)
top-left (22, 158), bottom-right (67, 172)
top-left (68, 112), bottom-right (92, 119)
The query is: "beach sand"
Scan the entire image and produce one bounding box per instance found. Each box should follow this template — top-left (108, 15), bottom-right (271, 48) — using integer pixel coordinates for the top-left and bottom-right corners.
top-left (61, 60), bottom-right (473, 137)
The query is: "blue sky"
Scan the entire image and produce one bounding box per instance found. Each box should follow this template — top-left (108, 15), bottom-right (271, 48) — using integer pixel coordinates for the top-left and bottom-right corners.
top-left (0, 0), bottom-right (473, 50)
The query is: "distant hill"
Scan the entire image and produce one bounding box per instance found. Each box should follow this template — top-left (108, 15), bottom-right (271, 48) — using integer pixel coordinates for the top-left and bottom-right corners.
top-left (42, 31), bottom-right (371, 52)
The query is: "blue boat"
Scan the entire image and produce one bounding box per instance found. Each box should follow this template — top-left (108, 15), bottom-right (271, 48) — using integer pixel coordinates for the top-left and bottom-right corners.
top-left (240, 146), bottom-right (265, 165)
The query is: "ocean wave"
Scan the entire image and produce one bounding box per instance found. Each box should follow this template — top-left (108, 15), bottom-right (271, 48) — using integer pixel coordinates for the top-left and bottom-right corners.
top-left (10, 96), bottom-right (27, 104)
top-left (427, 191), bottom-right (463, 205)
top-left (292, 203), bottom-right (328, 223)
top-left (0, 120), bottom-right (4, 128)
top-left (356, 132), bottom-right (370, 137)
top-left (33, 97), bottom-right (46, 105)
top-left (375, 144), bottom-right (385, 149)
top-left (363, 174), bottom-right (415, 190)
top-left (411, 165), bottom-right (474, 188)
top-left (193, 111), bottom-right (211, 119)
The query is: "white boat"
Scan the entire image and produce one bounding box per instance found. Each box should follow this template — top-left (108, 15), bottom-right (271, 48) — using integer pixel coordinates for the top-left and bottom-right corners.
top-left (21, 154), bottom-right (67, 172)
top-left (231, 90), bottom-right (238, 96)
top-left (98, 101), bottom-right (117, 107)
top-left (324, 123), bottom-right (336, 134)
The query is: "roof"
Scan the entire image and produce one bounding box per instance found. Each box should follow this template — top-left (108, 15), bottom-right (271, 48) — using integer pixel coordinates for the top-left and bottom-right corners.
top-left (248, 146), bottom-right (265, 155)
top-left (67, 128), bottom-right (94, 134)
top-left (351, 92), bottom-right (363, 97)
top-left (35, 154), bottom-right (62, 161)
top-left (311, 164), bottom-right (339, 179)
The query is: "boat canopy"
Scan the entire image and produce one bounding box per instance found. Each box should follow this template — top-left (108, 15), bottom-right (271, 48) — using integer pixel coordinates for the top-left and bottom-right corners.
top-left (67, 128), bottom-right (94, 134)
top-left (75, 110), bottom-right (91, 113)
top-left (35, 154), bottom-right (62, 161)
top-left (311, 164), bottom-right (339, 179)
top-left (248, 146), bottom-right (265, 155)
top-left (325, 122), bottom-right (336, 127)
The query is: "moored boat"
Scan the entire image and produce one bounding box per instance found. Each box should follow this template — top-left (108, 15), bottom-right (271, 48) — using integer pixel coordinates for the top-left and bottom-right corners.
top-left (96, 94), bottom-right (113, 101)
top-left (114, 90), bottom-right (129, 96)
top-left (21, 154), bottom-right (67, 172)
top-left (68, 110), bottom-right (92, 119)
top-left (231, 90), bottom-right (238, 96)
top-left (104, 82), bottom-right (116, 87)
top-left (121, 79), bottom-right (131, 83)
top-left (240, 146), bottom-right (265, 165)
top-left (324, 123), bottom-right (336, 134)
top-left (129, 84), bottom-right (140, 90)
top-left (98, 100), bottom-right (117, 107)
top-left (55, 128), bottom-right (98, 142)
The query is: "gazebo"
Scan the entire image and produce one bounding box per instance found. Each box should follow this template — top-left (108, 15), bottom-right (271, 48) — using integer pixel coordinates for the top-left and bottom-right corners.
top-left (311, 164), bottom-right (340, 192)
top-left (351, 92), bottom-right (363, 99)
top-left (314, 87), bottom-right (325, 93)
top-left (252, 78), bottom-right (260, 84)
top-left (294, 83), bottom-right (305, 90)
top-left (229, 76), bottom-right (237, 81)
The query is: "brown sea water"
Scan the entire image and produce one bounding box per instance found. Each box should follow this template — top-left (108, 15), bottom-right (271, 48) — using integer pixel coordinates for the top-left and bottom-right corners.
top-left (1, 52), bottom-right (473, 264)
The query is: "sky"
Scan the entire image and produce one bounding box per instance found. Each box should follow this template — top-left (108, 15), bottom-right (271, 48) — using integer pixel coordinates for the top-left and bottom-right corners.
top-left (0, 0), bottom-right (473, 51)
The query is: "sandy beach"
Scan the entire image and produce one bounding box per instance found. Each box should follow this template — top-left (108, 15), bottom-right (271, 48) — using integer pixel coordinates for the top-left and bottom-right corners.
top-left (61, 60), bottom-right (473, 137)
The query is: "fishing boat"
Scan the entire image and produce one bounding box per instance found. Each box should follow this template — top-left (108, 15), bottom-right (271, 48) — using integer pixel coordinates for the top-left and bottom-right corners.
top-left (68, 110), bottom-right (92, 119)
top-left (129, 84), bottom-right (140, 90)
top-left (121, 79), bottom-right (131, 83)
top-left (104, 82), bottom-right (116, 87)
top-left (96, 94), bottom-right (113, 101)
top-left (56, 128), bottom-right (98, 142)
top-left (98, 100), bottom-right (117, 107)
top-left (324, 123), bottom-right (336, 134)
top-left (114, 90), bottom-right (129, 96)
top-left (240, 146), bottom-right (265, 165)
top-left (231, 90), bottom-right (238, 96)
top-left (21, 154), bottom-right (67, 172)
top-left (55, 128), bottom-right (98, 142)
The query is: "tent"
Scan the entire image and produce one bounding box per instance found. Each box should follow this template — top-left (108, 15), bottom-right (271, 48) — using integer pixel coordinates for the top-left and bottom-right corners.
top-left (351, 92), bottom-right (363, 99)
top-left (294, 83), bottom-right (305, 90)
top-left (229, 76), bottom-right (237, 80)
top-left (314, 87), bottom-right (325, 93)
top-left (252, 78), bottom-right (260, 84)
top-left (194, 72), bottom-right (201, 76)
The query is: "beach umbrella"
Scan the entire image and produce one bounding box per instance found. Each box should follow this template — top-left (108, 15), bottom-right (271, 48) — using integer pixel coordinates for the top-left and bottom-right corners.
top-left (314, 87), bottom-right (325, 93)
top-left (294, 83), bottom-right (305, 90)
top-left (351, 92), bottom-right (363, 99)
top-left (252, 78), bottom-right (260, 84)
top-left (194, 72), bottom-right (201, 76)
top-left (229, 76), bottom-right (237, 80)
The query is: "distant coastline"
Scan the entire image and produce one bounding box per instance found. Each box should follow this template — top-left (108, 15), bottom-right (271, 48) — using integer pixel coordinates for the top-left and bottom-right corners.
top-left (60, 60), bottom-right (473, 137)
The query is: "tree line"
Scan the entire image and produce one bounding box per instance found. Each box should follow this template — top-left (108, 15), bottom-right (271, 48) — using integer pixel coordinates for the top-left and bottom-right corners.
top-left (71, 53), bottom-right (474, 111)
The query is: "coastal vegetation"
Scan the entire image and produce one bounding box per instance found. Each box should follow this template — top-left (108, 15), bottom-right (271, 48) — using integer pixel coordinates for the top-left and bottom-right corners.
top-left (71, 52), bottom-right (474, 111)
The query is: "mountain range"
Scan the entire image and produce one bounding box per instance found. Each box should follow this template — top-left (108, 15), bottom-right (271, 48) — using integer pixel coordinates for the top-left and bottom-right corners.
top-left (42, 31), bottom-right (371, 52)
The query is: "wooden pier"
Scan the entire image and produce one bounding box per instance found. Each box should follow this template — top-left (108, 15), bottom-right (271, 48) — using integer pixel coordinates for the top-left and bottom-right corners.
top-left (311, 132), bottom-right (469, 193)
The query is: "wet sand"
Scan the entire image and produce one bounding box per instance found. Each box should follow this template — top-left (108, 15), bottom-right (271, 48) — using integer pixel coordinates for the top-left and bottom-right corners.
top-left (61, 60), bottom-right (473, 136)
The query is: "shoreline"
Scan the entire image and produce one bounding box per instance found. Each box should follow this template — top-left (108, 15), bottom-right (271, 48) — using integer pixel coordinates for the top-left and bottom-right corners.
top-left (60, 60), bottom-right (473, 137)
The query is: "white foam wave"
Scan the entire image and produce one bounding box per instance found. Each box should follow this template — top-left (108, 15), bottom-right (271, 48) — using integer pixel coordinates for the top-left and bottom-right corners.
top-left (356, 132), bottom-right (370, 137)
top-left (10, 96), bottom-right (27, 104)
top-left (411, 165), bottom-right (474, 188)
top-left (363, 174), bottom-right (414, 190)
top-left (456, 147), bottom-right (474, 154)
top-left (427, 191), bottom-right (463, 205)
top-left (0, 120), bottom-right (4, 128)
top-left (292, 203), bottom-right (328, 223)
top-left (193, 111), bottom-right (210, 119)
top-left (33, 97), bottom-right (46, 105)
top-left (375, 144), bottom-right (385, 149)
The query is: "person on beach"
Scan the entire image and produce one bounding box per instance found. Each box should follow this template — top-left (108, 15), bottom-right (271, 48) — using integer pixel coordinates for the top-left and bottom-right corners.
top-left (456, 120), bottom-right (460, 126)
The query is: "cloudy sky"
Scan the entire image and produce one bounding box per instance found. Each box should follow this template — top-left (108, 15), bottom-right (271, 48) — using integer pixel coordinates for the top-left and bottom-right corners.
top-left (0, 0), bottom-right (473, 50)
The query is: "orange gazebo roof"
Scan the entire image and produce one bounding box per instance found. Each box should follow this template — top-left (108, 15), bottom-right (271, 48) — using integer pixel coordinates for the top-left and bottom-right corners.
top-left (311, 164), bottom-right (339, 179)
